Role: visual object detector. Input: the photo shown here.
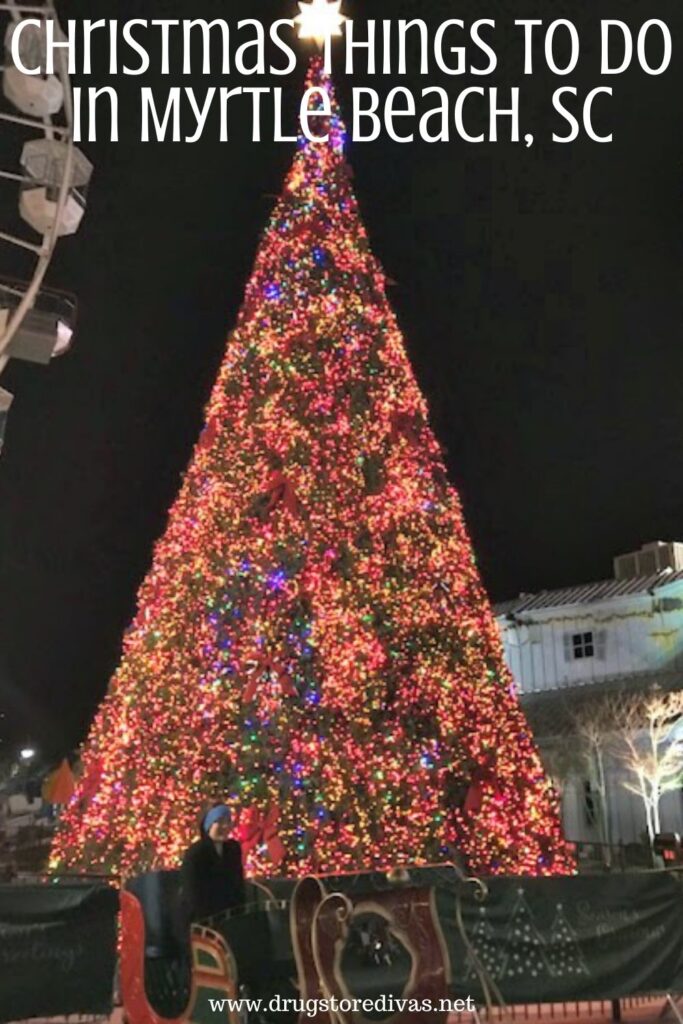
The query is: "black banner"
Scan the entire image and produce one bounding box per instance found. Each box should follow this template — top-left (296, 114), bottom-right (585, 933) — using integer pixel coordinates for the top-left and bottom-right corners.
top-left (0, 882), bottom-right (118, 1023)
top-left (126, 867), bottom-right (683, 1016)
top-left (237, 868), bottom-right (683, 1006)
top-left (445, 871), bottom-right (683, 1003)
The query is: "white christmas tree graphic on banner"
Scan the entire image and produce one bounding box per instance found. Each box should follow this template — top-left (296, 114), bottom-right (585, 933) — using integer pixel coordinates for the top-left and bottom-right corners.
top-left (499, 889), bottom-right (551, 981)
top-left (547, 904), bottom-right (590, 979)
top-left (467, 906), bottom-right (504, 981)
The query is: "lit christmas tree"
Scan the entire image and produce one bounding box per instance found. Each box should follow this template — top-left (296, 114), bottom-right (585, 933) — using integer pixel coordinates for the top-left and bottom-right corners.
top-left (52, 59), bottom-right (572, 879)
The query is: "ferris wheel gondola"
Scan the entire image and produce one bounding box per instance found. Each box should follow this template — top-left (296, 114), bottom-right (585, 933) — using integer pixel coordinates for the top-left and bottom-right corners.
top-left (0, 0), bottom-right (92, 451)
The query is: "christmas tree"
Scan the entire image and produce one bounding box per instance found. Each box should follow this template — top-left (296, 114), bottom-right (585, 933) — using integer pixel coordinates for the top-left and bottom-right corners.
top-left (499, 890), bottom-right (551, 981)
top-left (52, 60), bottom-right (571, 879)
top-left (547, 904), bottom-right (589, 979)
top-left (466, 907), bottom-right (503, 982)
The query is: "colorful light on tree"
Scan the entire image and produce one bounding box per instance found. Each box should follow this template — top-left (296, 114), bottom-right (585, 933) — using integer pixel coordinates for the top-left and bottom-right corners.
top-left (51, 60), bottom-right (572, 879)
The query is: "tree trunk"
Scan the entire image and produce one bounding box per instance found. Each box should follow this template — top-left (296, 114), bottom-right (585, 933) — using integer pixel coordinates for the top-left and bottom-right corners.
top-left (652, 786), bottom-right (662, 836)
top-left (642, 788), bottom-right (655, 844)
top-left (595, 747), bottom-right (611, 848)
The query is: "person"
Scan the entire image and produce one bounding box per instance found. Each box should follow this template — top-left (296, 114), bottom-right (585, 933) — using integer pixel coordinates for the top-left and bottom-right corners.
top-left (179, 805), bottom-right (290, 1024)
top-left (180, 804), bottom-right (245, 923)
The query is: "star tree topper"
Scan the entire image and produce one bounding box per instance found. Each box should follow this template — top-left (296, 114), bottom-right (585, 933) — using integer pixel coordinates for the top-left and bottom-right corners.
top-left (295, 0), bottom-right (346, 47)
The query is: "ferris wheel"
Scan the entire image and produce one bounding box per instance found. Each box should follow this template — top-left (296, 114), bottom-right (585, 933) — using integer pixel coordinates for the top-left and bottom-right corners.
top-left (0, 0), bottom-right (92, 451)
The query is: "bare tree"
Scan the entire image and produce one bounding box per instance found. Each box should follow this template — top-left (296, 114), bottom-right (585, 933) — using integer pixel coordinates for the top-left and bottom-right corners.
top-left (525, 703), bottom-right (581, 811)
top-left (570, 697), bottom-right (617, 848)
top-left (529, 699), bottom-right (612, 845)
top-left (538, 741), bottom-right (577, 801)
top-left (528, 688), bottom-right (683, 851)
top-left (613, 689), bottom-right (683, 843)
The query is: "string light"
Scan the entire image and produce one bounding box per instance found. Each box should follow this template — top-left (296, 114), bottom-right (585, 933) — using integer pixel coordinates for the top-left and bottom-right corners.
top-left (51, 59), bottom-right (573, 880)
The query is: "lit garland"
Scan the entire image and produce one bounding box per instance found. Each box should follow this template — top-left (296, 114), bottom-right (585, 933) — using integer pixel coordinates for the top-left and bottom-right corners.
top-left (51, 59), bottom-right (573, 879)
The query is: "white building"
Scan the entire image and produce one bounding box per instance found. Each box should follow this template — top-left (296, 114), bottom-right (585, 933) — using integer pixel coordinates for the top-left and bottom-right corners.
top-left (0, 792), bottom-right (43, 838)
top-left (495, 542), bottom-right (683, 846)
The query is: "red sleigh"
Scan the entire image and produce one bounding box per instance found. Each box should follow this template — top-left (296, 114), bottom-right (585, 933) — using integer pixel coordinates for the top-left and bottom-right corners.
top-left (121, 886), bottom-right (241, 1024)
top-left (120, 870), bottom-right (452, 1024)
top-left (292, 876), bottom-right (451, 1024)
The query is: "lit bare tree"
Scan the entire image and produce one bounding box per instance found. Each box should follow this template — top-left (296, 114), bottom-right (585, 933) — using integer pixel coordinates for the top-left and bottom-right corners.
top-left (614, 689), bottom-right (683, 843)
top-left (528, 688), bottom-right (683, 851)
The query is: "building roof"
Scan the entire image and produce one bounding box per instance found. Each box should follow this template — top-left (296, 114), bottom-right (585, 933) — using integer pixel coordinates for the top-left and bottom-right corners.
top-left (495, 570), bottom-right (683, 617)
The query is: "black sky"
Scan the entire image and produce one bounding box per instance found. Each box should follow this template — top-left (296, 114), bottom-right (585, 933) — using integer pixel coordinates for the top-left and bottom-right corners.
top-left (0, 0), bottom-right (681, 758)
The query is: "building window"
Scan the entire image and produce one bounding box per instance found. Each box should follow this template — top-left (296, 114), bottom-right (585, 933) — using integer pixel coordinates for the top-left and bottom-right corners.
top-left (563, 629), bottom-right (606, 663)
top-left (573, 632), bottom-right (595, 659)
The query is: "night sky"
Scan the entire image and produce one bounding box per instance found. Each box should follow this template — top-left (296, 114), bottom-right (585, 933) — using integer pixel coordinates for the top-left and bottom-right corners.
top-left (0, 0), bottom-right (681, 759)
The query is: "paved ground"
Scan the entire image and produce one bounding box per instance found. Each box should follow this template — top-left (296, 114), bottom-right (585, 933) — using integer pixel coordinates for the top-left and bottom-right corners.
top-left (8, 998), bottom-right (682, 1024)
top-left (450, 997), bottom-right (680, 1024)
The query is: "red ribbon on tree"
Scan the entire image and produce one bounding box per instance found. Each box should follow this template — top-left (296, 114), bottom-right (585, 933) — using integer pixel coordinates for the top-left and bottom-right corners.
top-left (199, 416), bottom-right (219, 450)
top-left (390, 410), bottom-right (421, 447)
top-left (77, 757), bottom-right (103, 808)
top-left (464, 779), bottom-right (484, 817)
top-left (337, 823), bottom-right (361, 850)
top-left (264, 470), bottom-right (299, 517)
top-left (243, 653), bottom-right (296, 703)
top-left (464, 759), bottom-right (502, 818)
top-left (239, 805), bottom-right (286, 867)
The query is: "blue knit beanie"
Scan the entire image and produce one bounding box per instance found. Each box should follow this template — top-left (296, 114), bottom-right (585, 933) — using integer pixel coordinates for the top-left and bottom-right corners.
top-left (203, 804), bottom-right (231, 833)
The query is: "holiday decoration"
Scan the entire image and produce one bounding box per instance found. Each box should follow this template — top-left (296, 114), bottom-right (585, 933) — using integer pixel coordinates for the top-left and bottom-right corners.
top-left (51, 60), bottom-right (572, 879)
top-left (42, 759), bottom-right (76, 805)
top-left (499, 889), bottom-right (551, 981)
top-left (546, 904), bottom-right (589, 979)
top-left (466, 906), bottom-right (503, 981)
top-left (239, 805), bottom-right (286, 868)
top-left (295, 0), bottom-right (346, 45)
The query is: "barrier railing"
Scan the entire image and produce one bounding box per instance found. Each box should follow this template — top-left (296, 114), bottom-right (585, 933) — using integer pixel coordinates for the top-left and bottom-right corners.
top-left (567, 839), bottom-right (659, 872)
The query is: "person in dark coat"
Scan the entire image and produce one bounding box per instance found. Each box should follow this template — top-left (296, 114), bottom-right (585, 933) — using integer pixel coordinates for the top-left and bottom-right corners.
top-left (180, 804), bottom-right (245, 923)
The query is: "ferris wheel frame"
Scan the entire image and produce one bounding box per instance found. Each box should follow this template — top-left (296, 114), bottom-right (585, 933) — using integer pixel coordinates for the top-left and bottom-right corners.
top-left (0, 0), bottom-right (75, 376)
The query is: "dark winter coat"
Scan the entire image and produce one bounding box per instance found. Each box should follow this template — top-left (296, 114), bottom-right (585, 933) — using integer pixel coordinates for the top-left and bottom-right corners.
top-left (180, 835), bottom-right (245, 923)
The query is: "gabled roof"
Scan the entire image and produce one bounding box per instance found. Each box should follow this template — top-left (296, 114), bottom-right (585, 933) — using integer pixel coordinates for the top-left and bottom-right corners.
top-left (495, 570), bottom-right (683, 617)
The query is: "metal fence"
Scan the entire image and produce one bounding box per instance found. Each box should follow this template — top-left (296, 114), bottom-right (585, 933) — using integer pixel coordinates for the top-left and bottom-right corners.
top-left (567, 840), bottom-right (659, 872)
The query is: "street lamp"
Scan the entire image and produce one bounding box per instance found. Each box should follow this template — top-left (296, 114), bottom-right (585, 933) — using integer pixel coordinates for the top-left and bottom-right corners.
top-left (19, 747), bottom-right (36, 763)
